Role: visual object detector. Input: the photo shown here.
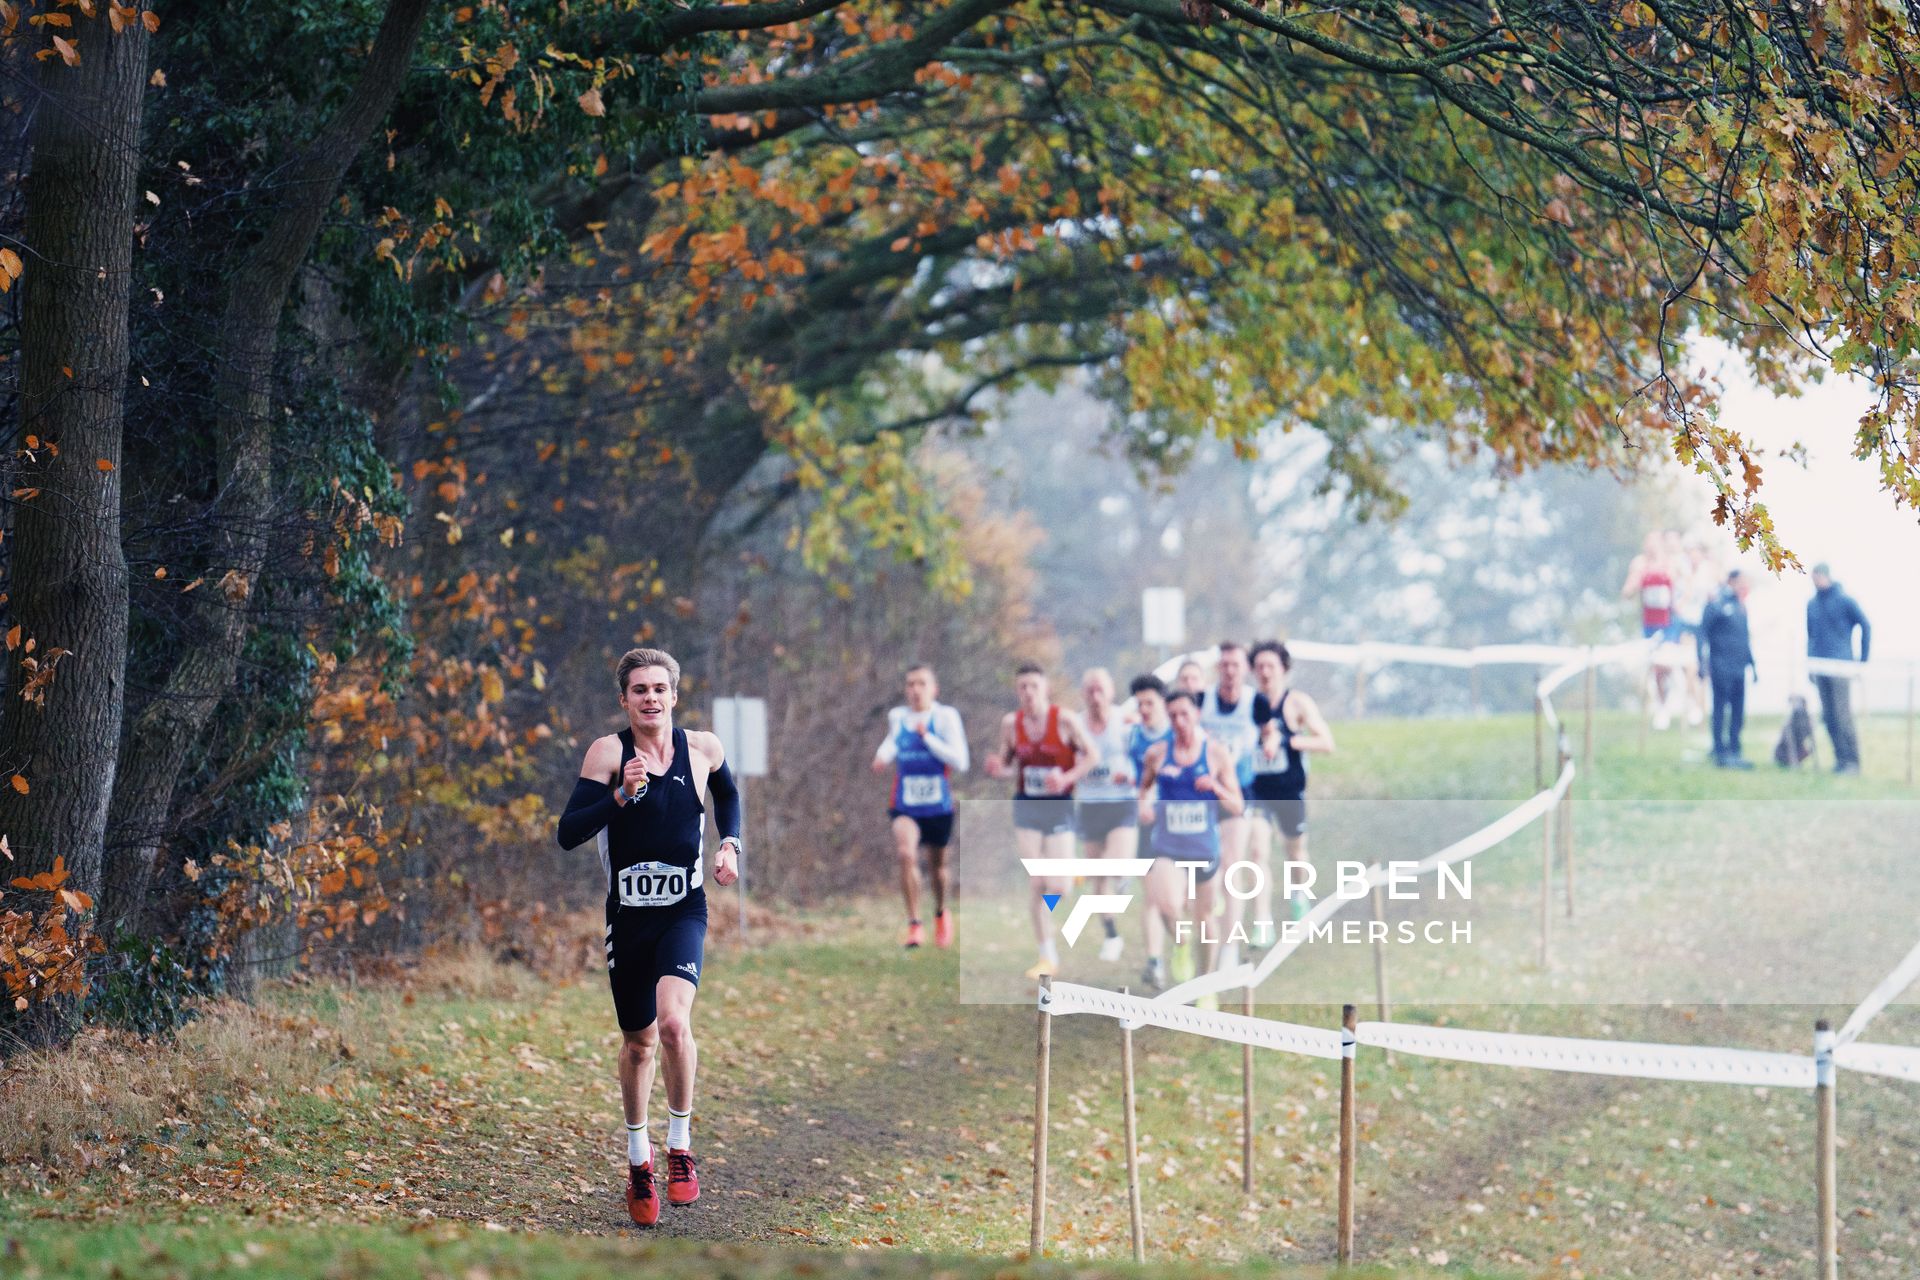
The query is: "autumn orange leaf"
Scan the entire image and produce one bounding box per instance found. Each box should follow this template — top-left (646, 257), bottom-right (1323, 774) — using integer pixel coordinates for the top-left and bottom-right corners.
top-left (9, 774), bottom-right (27, 795)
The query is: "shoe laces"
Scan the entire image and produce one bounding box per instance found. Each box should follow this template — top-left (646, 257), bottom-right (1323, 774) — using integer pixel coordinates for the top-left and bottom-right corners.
top-left (667, 1149), bottom-right (696, 1183)
top-left (630, 1164), bottom-right (655, 1200)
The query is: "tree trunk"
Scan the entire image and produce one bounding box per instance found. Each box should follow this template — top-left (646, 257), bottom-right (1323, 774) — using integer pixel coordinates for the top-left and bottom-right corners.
top-left (102, 0), bottom-right (433, 935)
top-left (0, 20), bottom-right (151, 1021)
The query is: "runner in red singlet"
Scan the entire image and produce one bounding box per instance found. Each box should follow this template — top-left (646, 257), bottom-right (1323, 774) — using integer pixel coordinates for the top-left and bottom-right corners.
top-left (984, 662), bottom-right (1094, 979)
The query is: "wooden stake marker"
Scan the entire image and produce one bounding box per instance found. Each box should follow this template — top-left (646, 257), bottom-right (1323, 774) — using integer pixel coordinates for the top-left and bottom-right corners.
top-left (1815, 1019), bottom-right (1838, 1280)
top-left (1031, 974), bottom-right (1052, 1257)
top-left (1119, 987), bottom-right (1145, 1262)
top-left (1583, 649), bottom-right (1596, 764)
top-left (1560, 742), bottom-right (1576, 919)
top-left (1241, 984), bottom-right (1255, 1198)
top-left (1337, 1003), bottom-right (1358, 1265)
top-left (1370, 885), bottom-right (1392, 1064)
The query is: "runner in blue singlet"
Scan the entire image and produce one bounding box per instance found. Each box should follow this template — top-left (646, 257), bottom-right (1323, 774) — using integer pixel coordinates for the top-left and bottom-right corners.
top-left (872, 664), bottom-right (969, 950)
top-left (1136, 688), bottom-right (1244, 990)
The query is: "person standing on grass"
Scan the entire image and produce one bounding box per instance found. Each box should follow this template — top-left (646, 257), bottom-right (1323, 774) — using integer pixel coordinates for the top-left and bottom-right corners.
top-left (872, 664), bottom-right (969, 949)
top-left (1700, 571), bottom-right (1757, 769)
top-left (984, 662), bottom-right (1096, 980)
top-left (556, 647), bottom-right (741, 1226)
top-left (1807, 563), bottom-right (1871, 776)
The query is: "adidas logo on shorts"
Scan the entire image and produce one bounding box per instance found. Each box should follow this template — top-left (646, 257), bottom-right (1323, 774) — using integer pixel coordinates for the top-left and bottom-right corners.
top-left (677, 961), bottom-right (698, 978)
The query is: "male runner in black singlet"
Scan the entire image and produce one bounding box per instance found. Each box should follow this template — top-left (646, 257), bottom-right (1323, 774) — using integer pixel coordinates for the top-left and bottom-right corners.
top-left (557, 647), bottom-right (742, 1227)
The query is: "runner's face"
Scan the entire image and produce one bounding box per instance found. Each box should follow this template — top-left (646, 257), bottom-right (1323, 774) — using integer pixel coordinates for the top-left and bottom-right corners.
top-left (1253, 651), bottom-right (1283, 691)
top-left (1082, 676), bottom-right (1110, 715)
top-left (1135, 689), bottom-right (1166, 728)
top-left (1169, 698), bottom-right (1199, 742)
top-left (623, 668), bottom-right (676, 727)
top-left (1016, 673), bottom-right (1047, 712)
top-left (904, 670), bottom-right (935, 710)
top-left (1177, 664), bottom-right (1204, 695)
top-left (1217, 649), bottom-right (1247, 693)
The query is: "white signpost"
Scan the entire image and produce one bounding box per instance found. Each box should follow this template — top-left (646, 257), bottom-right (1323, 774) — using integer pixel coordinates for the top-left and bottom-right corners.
top-left (710, 696), bottom-right (768, 938)
top-left (1142, 587), bottom-right (1187, 649)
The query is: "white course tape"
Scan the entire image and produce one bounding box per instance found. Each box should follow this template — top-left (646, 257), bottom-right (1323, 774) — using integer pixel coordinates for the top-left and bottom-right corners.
top-left (1833, 934), bottom-right (1920, 1048)
top-left (1834, 1041), bottom-right (1920, 1085)
top-left (1046, 981), bottom-right (1346, 1060)
top-left (1356, 1021), bottom-right (1817, 1088)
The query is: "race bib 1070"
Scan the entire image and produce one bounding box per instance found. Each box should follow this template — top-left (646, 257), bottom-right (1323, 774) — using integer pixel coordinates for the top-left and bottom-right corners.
top-left (618, 861), bottom-right (690, 908)
top-left (1022, 766), bottom-right (1055, 795)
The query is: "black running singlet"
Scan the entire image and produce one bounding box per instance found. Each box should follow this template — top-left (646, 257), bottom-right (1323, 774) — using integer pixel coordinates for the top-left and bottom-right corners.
top-left (599, 728), bottom-right (707, 912)
top-left (1249, 690), bottom-right (1309, 800)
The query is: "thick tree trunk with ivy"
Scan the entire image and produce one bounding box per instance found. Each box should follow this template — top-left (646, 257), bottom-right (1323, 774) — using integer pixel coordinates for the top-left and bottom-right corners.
top-left (0, 27), bottom-right (150, 993)
top-left (101, 0), bottom-right (433, 936)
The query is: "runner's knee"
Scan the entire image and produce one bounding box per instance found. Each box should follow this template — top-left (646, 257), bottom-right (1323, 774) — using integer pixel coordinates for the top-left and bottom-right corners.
top-left (657, 1008), bottom-right (692, 1051)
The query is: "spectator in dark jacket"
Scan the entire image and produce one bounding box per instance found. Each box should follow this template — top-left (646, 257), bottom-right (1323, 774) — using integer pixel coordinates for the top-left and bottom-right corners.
top-left (1807, 563), bottom-right (1870, 775)
top-left (1700, 569), bottom-right (1756, 768)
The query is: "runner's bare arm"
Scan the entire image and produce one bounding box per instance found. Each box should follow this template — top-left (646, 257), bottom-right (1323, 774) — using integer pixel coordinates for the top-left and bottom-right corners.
top-left (983, 711), bottom-right (1017, 778)
top-left (1288, 692), bottom-right (1336, 755)
top-left (1055, 709), bottom-right (1098, 790)
top-left (556, 735), bottom-right (625, 850)
top-left (1137, 742), bottom-right (1165, 825)
top-left (1210, 737), bottom-right (1246, 816)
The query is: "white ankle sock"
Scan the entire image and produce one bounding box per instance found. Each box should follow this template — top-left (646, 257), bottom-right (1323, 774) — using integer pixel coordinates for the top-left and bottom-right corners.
top-left (626, 1122), bottom-right (649, 1165)
top-left (667, 1107), bottom-right (691, 1150)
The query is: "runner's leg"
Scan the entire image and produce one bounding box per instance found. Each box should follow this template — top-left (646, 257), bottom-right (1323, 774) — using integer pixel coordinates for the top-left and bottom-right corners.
top-left (1142, 855), bottom-right (1180, 987)
top-left (925, 840), bottom-right (948, 918)
top-left (1214, 816), bottom-right (1250, 967)
top-left (892, 815), bottom-right (923, 940)
top-left (1246, 810), bottom-right (1274, 945)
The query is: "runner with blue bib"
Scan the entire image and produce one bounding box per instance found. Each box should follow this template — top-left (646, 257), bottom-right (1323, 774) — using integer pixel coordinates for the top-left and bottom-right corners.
top-left (1137, 688), bottom-right (1245, 993)
top-left (872, 664), bottom-right (969, 950)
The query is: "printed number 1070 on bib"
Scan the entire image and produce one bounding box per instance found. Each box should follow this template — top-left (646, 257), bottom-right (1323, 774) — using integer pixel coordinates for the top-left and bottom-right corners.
top-left (618, 862), bottom-right (689, 908)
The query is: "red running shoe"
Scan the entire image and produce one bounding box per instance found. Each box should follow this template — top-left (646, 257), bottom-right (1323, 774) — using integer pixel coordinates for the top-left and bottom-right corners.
top-left (933, 911), bottom-right (954, 948)
top-left (903, 921), bottom-right (925, 949)
top-left (666, 1147), bottom-right (700, 1206)
top-left (625, 1161), bottom-right (659, 1226)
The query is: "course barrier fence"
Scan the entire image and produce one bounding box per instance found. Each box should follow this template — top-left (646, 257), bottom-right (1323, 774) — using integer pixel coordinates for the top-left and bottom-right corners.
top-left (1029, 637), bottom-right (1920, 1275)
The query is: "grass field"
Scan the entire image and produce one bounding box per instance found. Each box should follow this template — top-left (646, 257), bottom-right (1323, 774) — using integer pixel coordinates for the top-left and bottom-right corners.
top-left (3, 710), bottom-right (1916, 1278)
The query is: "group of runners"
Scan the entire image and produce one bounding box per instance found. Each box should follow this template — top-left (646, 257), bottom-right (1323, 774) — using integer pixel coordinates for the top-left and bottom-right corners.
top-left (872, 642), bottom-right (1334, 993)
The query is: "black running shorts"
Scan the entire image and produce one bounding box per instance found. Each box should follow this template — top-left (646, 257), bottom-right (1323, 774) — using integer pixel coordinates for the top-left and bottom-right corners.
top-left (605, 894), bottom-right (707, 1032)
top-left (888, 808), bottom-right (956, 848)
top-left (1249, 798), bottom-right (1308, 839)
top-left (1074, 799), bottom-right (1137, 843)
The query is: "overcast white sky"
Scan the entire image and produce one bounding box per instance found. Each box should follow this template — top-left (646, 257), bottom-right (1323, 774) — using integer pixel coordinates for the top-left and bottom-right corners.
top-left (1688, 345), bottom-right (1918, 709)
